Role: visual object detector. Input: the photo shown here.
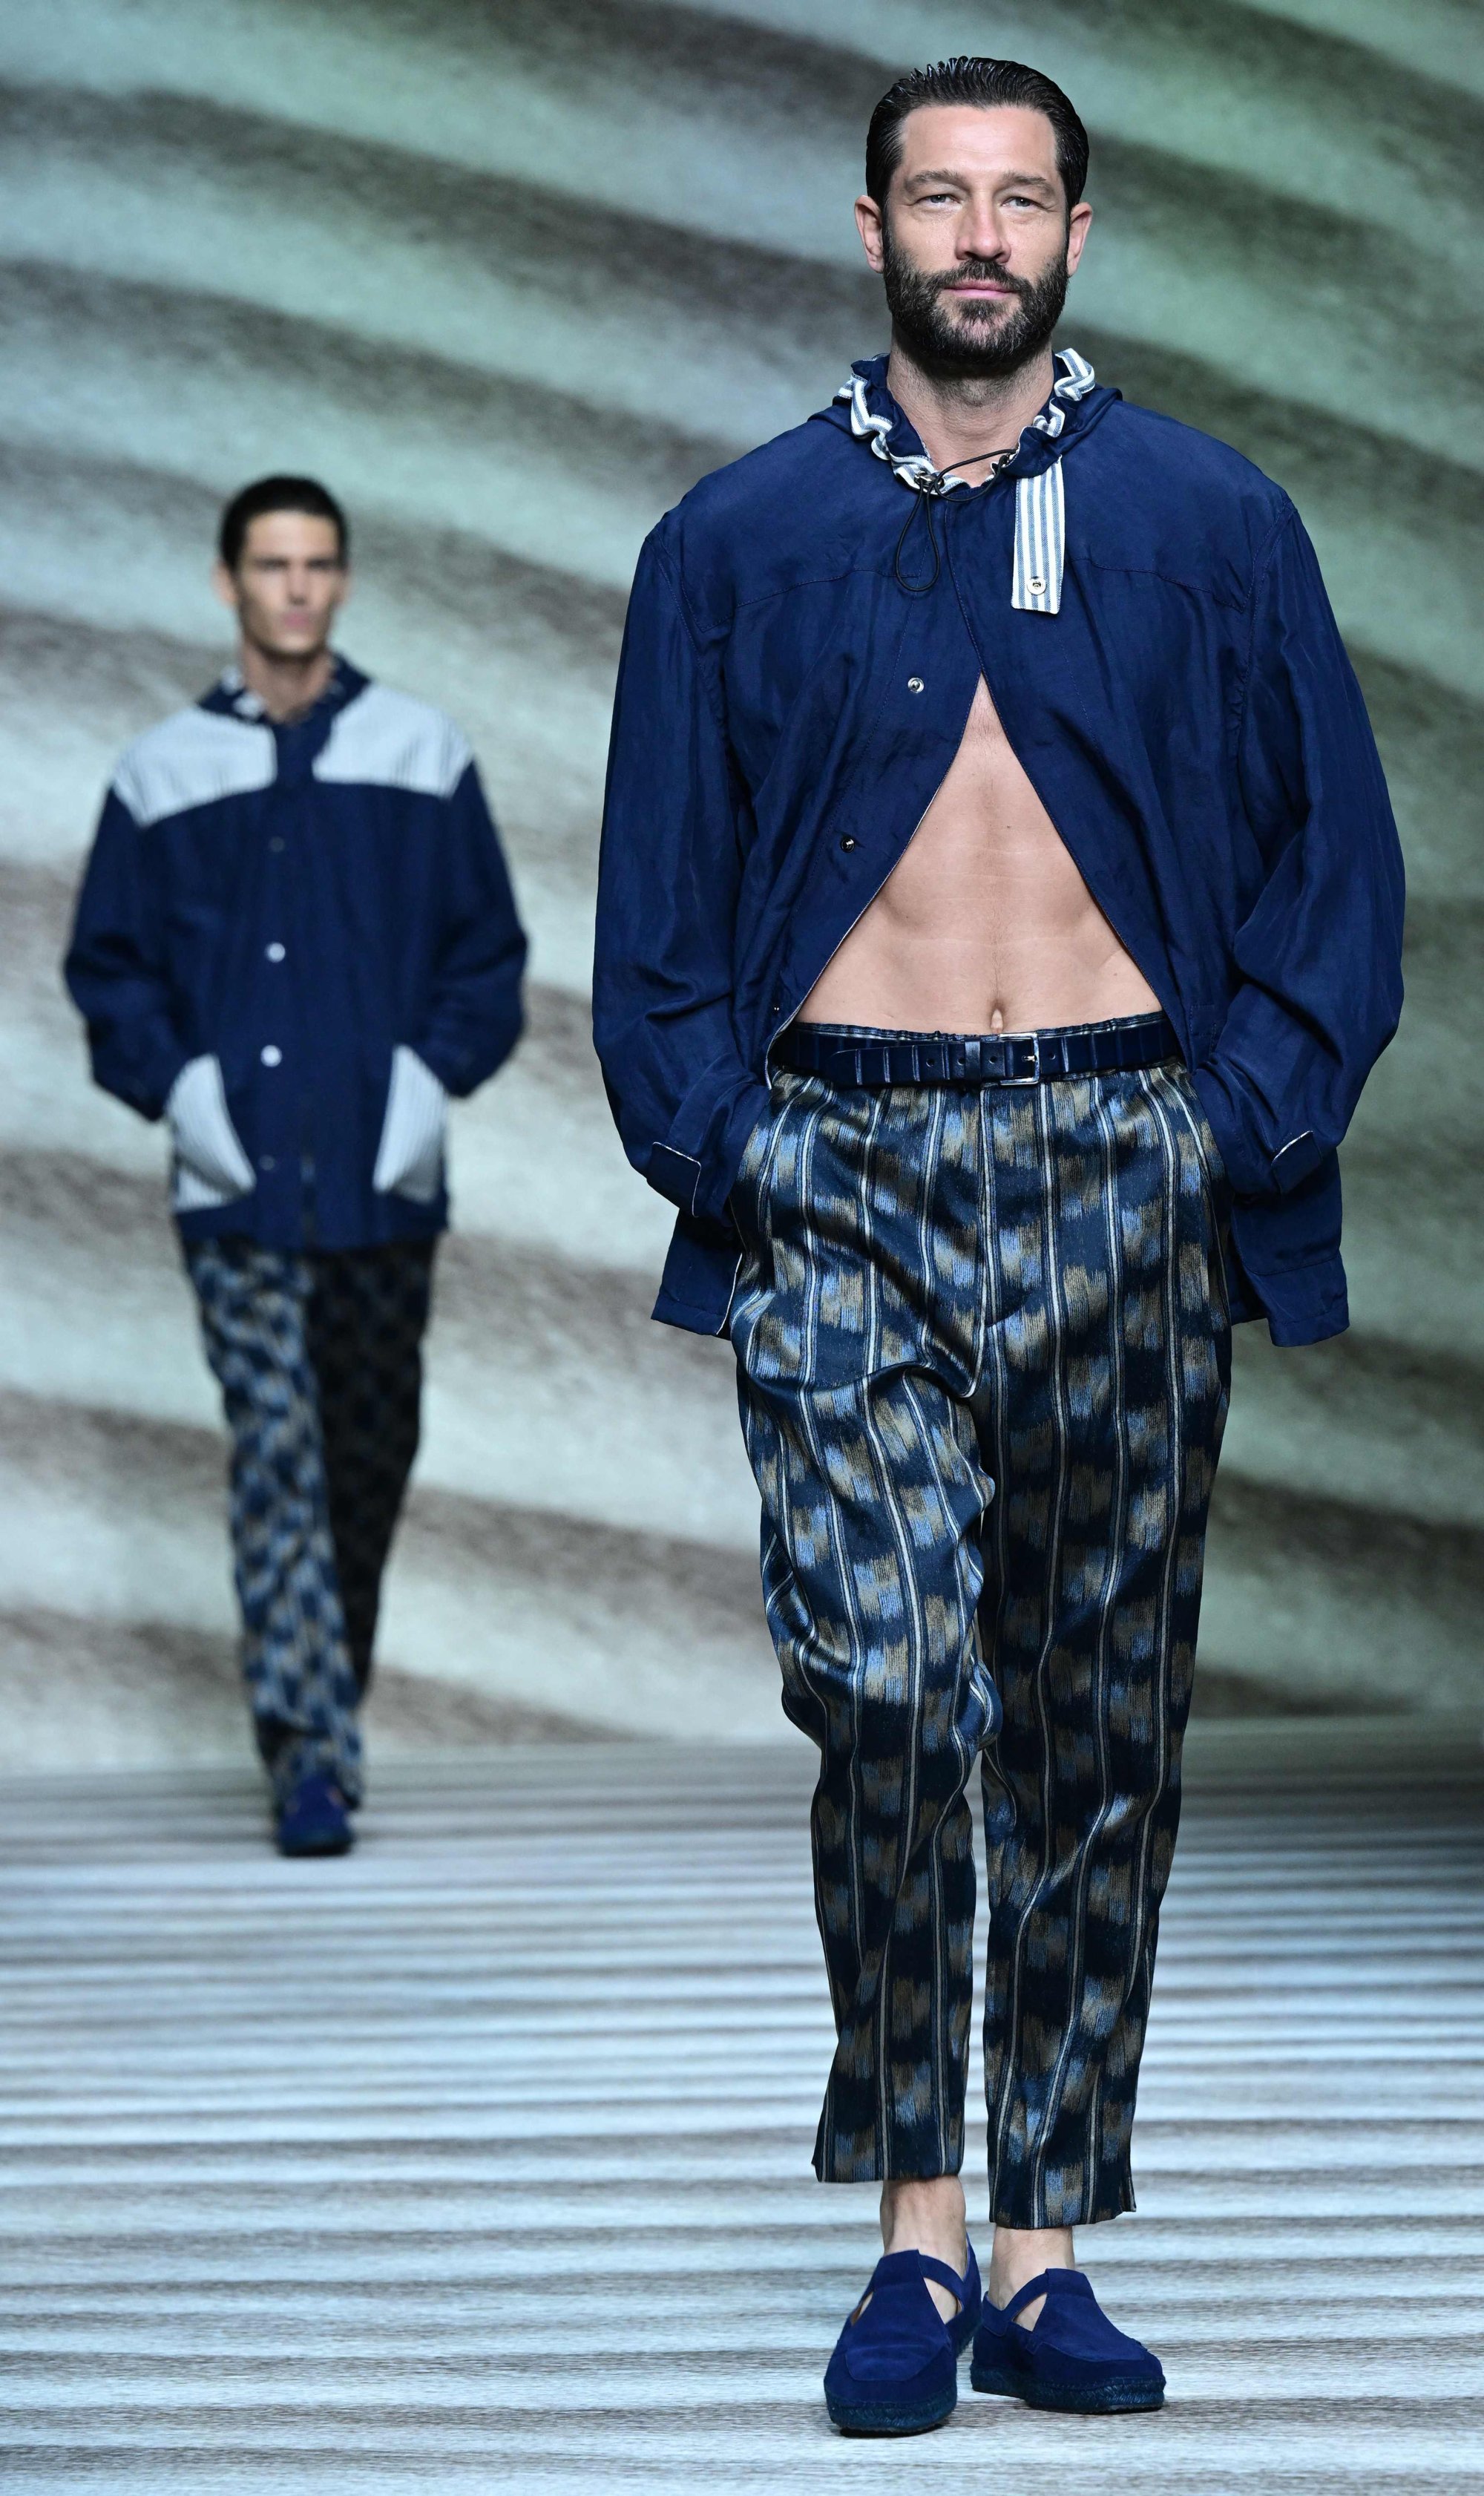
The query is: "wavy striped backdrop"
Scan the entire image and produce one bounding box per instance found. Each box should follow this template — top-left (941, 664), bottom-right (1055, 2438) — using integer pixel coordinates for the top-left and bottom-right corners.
top-left (2, 0), bottom-right (1481, 1764)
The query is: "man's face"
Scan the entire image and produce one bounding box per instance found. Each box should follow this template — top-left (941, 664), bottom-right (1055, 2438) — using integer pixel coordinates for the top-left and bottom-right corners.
top-left (214, 511), bottom-right (347, 661)
top-left (856, 103), bottom-right (1092, 381)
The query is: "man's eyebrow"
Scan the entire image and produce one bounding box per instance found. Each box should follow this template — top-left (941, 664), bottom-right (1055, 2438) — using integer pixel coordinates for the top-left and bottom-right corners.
top-left (902, 165), bottom-right (1058, 192)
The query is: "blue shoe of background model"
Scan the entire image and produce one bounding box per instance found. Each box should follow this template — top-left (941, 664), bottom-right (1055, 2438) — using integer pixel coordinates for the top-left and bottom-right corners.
top-left (275, 1772), bottom-right (355, 1858)
top-left (971, 2267), bottom-right (1165, 2413)
top-left (824, 2244), bottom-right (981, 2436)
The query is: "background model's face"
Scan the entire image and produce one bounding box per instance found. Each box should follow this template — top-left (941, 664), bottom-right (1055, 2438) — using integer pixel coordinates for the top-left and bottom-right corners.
top-left (857, 102), bottom-right (1092, 380)
top-left (214, 511), bottom-right (348, 663)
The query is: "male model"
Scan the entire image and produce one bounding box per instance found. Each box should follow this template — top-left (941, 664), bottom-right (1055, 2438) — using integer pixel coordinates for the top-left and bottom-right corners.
top-left (66, 476), bottom-right (525, 1856)
top-left (595, 56), bottom-right (1403, 2429)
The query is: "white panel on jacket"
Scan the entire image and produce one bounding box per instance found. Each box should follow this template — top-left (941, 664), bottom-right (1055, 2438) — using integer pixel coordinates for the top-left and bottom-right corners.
top-left (166, 1055), bottom-right (257, 1211)
top-left (313, 684), bottom-right (471, 799)
top-left (372, 1044), bottom-right (447, 1203)
top-left (114, 709), bottom-right (276, 828)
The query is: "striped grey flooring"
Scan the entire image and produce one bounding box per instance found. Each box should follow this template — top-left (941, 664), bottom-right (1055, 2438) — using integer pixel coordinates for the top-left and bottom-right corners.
top-left (1, 1718), bottom-right (1481, 2491)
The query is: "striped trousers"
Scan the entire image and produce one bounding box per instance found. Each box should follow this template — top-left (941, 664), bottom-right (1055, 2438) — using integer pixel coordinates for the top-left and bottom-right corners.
top-left (729, 1028), bottom-right (1230, 2227)
top-left (186, 1238), bottom-right (435, 1805)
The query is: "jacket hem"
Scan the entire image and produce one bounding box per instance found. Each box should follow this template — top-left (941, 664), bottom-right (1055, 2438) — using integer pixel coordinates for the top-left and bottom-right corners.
top-left (174, 1196), bottom-right (448, 1251)
top-left (1243, 1254), bottom-right (1350, 1348)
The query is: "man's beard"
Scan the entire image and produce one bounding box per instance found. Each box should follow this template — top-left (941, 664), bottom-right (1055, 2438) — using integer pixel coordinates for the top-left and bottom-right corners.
top-left (881, 223), bottom-right (1069, 381)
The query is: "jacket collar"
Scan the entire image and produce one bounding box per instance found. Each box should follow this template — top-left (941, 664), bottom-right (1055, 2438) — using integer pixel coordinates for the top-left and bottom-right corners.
top-left (817, 348), bottom-right (1117, 494)
top-left (200, 651), bottom-right (370, 727)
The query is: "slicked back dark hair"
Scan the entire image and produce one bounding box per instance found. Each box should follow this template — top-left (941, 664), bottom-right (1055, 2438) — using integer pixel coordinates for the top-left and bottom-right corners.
top-left (865, 56), bottom-right (1089, 213)
top-left (219, 475), bottom-right (349, 572)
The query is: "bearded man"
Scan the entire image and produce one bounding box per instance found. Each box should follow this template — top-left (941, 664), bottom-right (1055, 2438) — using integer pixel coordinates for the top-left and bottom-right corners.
top-left (594, 56), bottom-right (1403, 2431)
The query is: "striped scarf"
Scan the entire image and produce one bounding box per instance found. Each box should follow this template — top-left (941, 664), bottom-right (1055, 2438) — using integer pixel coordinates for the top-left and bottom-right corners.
top-left (833, 348), bottom-right (1097, 615)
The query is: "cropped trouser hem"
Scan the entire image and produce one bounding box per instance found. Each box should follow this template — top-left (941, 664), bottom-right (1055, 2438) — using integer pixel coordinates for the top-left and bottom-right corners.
top-left (730, 1046), bottom-right (1230, 2219)
top-left (810, 2147), bottom-right (1136, 2234)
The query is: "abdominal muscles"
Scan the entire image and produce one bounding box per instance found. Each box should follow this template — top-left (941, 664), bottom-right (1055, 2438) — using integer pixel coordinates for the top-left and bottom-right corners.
top-left (799, 677), bottom-right (1161, 1035)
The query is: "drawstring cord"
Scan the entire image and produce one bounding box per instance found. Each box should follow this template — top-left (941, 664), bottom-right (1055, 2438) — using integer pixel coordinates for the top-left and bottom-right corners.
top-left (891, 448), bottom-right (1018, 595)
top-left (835, 350), bottom-right (1097, 612)
top-left (893, 489), bottom-right (942, 594)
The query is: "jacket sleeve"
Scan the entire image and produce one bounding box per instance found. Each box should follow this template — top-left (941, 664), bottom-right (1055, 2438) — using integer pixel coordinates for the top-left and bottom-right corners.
top-left (593, 533), bottom-right (769, 1225)
top-left (1192, 505), bottom-right (1406, 1200)
top-left (62, 786), bottom-right (191, 1121)
top-left (410, 761), bottom-right (527, 1098)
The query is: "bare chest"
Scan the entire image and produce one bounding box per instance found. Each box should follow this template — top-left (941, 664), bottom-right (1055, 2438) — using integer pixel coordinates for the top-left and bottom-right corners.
top-left (883, 678), bottom-right (1089, 911)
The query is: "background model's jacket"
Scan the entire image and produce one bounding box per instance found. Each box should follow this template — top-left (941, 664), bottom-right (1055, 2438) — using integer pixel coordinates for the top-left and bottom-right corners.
top-left (65, 658), bottom-right (526, 1248)
top-left (594, 354), bottom-right (1405, 1347)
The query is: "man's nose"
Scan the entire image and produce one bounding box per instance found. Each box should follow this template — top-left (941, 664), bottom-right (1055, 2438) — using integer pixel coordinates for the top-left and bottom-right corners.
top-left (957, 203), bottom-right (1007, 263)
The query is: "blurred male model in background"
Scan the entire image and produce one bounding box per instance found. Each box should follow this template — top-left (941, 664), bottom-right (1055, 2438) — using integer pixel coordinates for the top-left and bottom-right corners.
top-left (596, 58), bottom-right (1402, 2430)
top-left (65, 476), bottom-right (526, 1857)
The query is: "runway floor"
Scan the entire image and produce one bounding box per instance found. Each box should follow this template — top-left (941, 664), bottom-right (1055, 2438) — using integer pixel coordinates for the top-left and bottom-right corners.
top-left (1, 1720), bottom-right (1481, 2493)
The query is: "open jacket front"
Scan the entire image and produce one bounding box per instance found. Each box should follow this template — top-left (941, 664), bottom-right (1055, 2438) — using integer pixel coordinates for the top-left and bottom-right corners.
top-left (595, 353), bottom-right (1405, 1346)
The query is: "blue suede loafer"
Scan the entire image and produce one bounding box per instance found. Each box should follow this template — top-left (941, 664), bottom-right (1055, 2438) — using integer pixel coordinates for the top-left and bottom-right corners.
top-left (824, 2243), bottom-right (981, 2436)
top-left (971, 2267), bottom-right (1164, 2413)
top-left (275, 1773), bottom-right (355, 1858)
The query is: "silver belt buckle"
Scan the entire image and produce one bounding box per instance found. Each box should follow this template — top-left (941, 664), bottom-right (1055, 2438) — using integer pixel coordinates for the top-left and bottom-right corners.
top-left (1001, 1032), bottom-right (1042, 1087)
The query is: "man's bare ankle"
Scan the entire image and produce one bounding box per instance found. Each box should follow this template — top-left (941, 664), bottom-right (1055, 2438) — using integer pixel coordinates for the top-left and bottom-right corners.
top-left (988, 2223), bottom-right (1076, 2327)
top-left (878, 2176), bottom-right (968, 2322)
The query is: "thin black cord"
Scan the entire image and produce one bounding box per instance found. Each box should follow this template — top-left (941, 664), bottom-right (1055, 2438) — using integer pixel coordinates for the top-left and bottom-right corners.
top-left (893, 493), bottom-right (941, 594)
top-left (942, 445), bottom-right (1019, 479)
top-left (891, 448), bottom-right (1018, 594)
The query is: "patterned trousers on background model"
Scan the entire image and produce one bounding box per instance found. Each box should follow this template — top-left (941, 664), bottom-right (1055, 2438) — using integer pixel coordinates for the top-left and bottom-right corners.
top-left (730, 1026), bottom-right (1230, 2227)
top-left (186, 1237), bottom-right (436, 1804)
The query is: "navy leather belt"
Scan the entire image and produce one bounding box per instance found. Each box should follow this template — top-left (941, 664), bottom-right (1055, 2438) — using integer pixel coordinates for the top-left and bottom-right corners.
top-left (774, 1014), bottom-right (1179, 1089)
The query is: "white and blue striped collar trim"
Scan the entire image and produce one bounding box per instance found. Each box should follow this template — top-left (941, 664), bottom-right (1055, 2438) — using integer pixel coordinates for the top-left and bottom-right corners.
top-left (834, 347), bottom-right (1096, 615)
top-left (217, 665), bottom-right (266, 721)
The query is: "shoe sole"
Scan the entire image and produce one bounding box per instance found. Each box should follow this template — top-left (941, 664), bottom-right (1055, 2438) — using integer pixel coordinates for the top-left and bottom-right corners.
top-left (276, 1835), bottom-right (355, 1858)
top-left (971, 2361), bottom-right (1163, 2413)
top-left (827, 2389), bottom-right (956, 2437)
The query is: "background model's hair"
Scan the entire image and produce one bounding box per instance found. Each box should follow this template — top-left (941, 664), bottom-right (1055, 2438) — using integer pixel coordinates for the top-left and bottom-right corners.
top-left (218, 474), bottom-right (350, 571)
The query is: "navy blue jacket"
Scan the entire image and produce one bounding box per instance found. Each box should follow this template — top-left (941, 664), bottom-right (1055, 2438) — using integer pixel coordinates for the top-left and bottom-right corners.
top-left (594, 356), bottom-right (1405, 1346)
top-left (65, 658), bottom-right (526, 1248)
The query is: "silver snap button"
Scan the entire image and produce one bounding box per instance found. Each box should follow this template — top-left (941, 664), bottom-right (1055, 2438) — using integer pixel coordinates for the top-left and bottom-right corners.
top-left (260, 1044), bottom-right (282, 1067)
top-left (266, 941), bottom-right (285, 962)
top-left (907, 676), bottom-right (925, 693)
top-left (260, 1154), bottom-right (275, 1172)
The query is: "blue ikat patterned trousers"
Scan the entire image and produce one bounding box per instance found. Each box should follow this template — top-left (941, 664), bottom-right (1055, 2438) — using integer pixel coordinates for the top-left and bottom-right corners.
top-left (186, 1238), bottom-right (435, 1804)
top-left (729, 1032), bottom-right (1230, 2226)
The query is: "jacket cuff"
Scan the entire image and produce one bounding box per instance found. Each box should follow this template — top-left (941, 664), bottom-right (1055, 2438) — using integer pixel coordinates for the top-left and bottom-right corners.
top-left (1268, 1130), bottom-right (1324, 1193)
top-left (645, 1070), bottom-right (771, 1226)
top-left (646, 1143), bottom-right (705, 1216)
top-left (1192, 1062), bottom-right (1327, 1199)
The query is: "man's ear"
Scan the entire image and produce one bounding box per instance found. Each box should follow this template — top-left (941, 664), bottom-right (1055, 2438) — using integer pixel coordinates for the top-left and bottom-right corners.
top-left (211, 559), bottom-right (240, 615)
top-left (855, 193), bottom-right (887, 275)
top-left (1066, 200), bottom-right (1093, 278)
